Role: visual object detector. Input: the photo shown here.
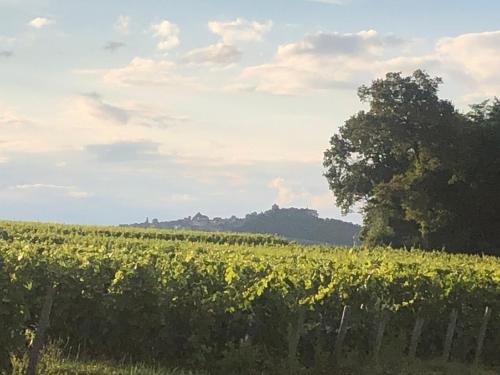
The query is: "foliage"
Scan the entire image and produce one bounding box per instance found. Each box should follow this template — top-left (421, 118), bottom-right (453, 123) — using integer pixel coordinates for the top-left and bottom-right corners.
top-left (239, 205), bottom-right (361, 246)
top-left (323, 70), bottom-right (500, 254)
top-left (0, 220), bottom-right (289, 246)
top-left (126, 205), bottom-right (361, 247)
top-left (1, 221), bottom-right (500, 372)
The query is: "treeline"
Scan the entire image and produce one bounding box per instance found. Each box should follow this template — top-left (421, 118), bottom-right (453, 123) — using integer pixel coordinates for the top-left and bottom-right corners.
top-left (126, 205), bottom-right (361, 246)
top-left (239, 205), bottom-right (360, 246)
top-left (324, 70), bottom-right (500, 255)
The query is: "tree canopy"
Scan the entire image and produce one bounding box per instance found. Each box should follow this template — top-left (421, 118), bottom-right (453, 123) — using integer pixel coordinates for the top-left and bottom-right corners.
top-left (324, 70), bottom-right (500, 255)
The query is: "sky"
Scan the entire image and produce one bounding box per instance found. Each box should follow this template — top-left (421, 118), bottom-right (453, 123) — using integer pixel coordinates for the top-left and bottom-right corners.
top-left (1, 0), bottom-right (500, 225)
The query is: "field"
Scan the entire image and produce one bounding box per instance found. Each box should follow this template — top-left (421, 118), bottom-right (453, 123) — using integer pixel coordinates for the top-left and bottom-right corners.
top-left (1, 221), bottom-right (499, 374)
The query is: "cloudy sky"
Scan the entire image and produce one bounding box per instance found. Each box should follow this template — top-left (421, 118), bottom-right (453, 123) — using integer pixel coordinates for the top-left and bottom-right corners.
top-left (1, 0), bottom-right (499, 225)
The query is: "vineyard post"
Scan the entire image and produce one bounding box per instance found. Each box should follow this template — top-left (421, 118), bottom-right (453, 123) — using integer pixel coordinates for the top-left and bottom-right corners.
top-left (334, 305), bottom-right (351, 364)
top-left (473, 306), bottom-right (491, 366)
top-left (373, 310), bottom-right (389, 363)
top-left (408, 316), bottom-right (425, 360)
top-left (25, 284), bottom-right (56, 375)
top-left (441, 308), bottom-right (458, 362)
top-left (287, 306), bottom-right (306, 372)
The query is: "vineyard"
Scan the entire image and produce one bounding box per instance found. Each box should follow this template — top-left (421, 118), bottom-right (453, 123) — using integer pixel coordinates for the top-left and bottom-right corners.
top-left (1, 220), bottom-right (499, 374)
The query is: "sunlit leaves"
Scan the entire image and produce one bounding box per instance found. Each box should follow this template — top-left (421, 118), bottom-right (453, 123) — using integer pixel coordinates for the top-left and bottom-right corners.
top-left (0, 220), bottom-right (499, 368)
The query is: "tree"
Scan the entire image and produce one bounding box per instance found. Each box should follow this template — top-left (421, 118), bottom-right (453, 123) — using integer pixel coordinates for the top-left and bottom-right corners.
top-left (324, 70), bottom-right (500, 254)
top-left (460, 99), bottom-right (500, 252)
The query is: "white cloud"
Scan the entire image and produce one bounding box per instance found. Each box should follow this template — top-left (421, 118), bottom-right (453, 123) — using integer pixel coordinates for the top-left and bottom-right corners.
top-left (114, 15), bottom-right (130, 35)
top-left (13, 183), bottom-right (91, 198)
top-left (67, 191), bottom-right (92, 199)
top-left (276, 30), bottom-right (401, 58)
top-left (234, 30), bottom-right (406, 95)
top-left (437, 31), bottom-right (500, 77)
top-left (0, 105), bottom-right (32, 126)
top-left (268, 177), bottom-right (336, 209)
top-left (72, 93), bottom-right (188, 128)
top-left (233, 29), bottom-right (500, 98)
top-left (237, 63), bottom-right (356, 95)
top-left (435, 30), bottom-right (500, 98)
top-left (151, 20), bottom-right (180, 50)
top-left (208, 18), bottom-right (272, 44)
top-left (78, 57), bottom-right (193, 87)
top-left (85, 141), bottom-right (162, 162)
top-left (74, 93), bottom-right (129, 124)
top-left (15, 183), bottom-right (70, 190)
top-left (309, 192), bottom-right (336, 210)
top-left (0, 103), bottom-right (52, 156)
top-left (182, 43), bottom-right (242, 65)
top-left (268, 177), bottom-right (296, 205)
top-left (370, 31), bottom-right (500, 100)
top-left (103, 58), bottom-right (177, 86)
top-left (29, 17), bottom-right (53, 29)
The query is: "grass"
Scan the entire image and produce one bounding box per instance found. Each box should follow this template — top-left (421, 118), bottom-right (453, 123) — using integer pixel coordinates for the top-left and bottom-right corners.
top-left (5, 345), bottom-right (204, 375)
top-left (3, 344), bottom-right (499, 375)
top-left (343, 360), bottom-right (500, 375)
top-left (9, 360), bottom-right (199, 375)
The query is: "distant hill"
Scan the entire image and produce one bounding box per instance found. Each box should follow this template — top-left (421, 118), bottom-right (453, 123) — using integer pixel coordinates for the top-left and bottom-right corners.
top-left (122, 205), bottom-right (362, 246)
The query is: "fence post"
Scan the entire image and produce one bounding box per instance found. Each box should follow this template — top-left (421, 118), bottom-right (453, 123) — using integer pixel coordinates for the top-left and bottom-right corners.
top-left (473, 306), bottom-right (491, 366)
top-left (26, 284), bottom-right (56, 375)
top-left (442, 308), bottom-right (458, 362)
top-left (373, 310), bottom-right (389, 363)
top-left (334, 305), bottom-right (351, 364)
top-left (287, 306), bottom-right (305, 372)
top-left (408, 315), bottom-right (425, 360)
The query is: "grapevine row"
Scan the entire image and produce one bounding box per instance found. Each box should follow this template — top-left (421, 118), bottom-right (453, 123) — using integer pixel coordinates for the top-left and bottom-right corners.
top-left (0, 221), bottom-right (499, 371)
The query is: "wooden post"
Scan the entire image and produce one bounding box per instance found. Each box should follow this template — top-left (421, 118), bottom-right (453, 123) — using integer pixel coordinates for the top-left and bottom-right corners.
top-left (473, 306), bottom-right (492, 366)
top-left (334, 305), bottom-right (351, 364)
top-left (287, 306), bottom-right (305, 371)
top-left (408, 316), bottom-right (425, 360)
top-left (373, 310), bottom-right (389, 362)
top-left (442, 309), bottom-right (458, 362)
top-left (26, 284), bottom-right (56, 375)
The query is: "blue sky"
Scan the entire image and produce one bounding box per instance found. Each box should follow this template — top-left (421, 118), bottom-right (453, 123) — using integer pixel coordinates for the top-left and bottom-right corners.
top-left (1, 0), bottom-right (499, 225)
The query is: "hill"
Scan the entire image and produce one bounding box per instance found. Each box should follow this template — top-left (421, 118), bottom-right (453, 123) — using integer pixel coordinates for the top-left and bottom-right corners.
top-left (123, 205), bottom-right (362, 246)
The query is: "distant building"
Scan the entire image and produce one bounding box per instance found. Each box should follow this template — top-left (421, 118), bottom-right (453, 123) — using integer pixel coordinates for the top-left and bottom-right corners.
top-left (192, 213), bottom-right (210, 227)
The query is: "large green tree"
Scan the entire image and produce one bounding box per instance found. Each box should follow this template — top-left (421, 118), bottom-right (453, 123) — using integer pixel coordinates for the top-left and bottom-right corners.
top-left (324, 70), bottom-right (500, 254)
top-left (460, 99), bottom-right (500, 252)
